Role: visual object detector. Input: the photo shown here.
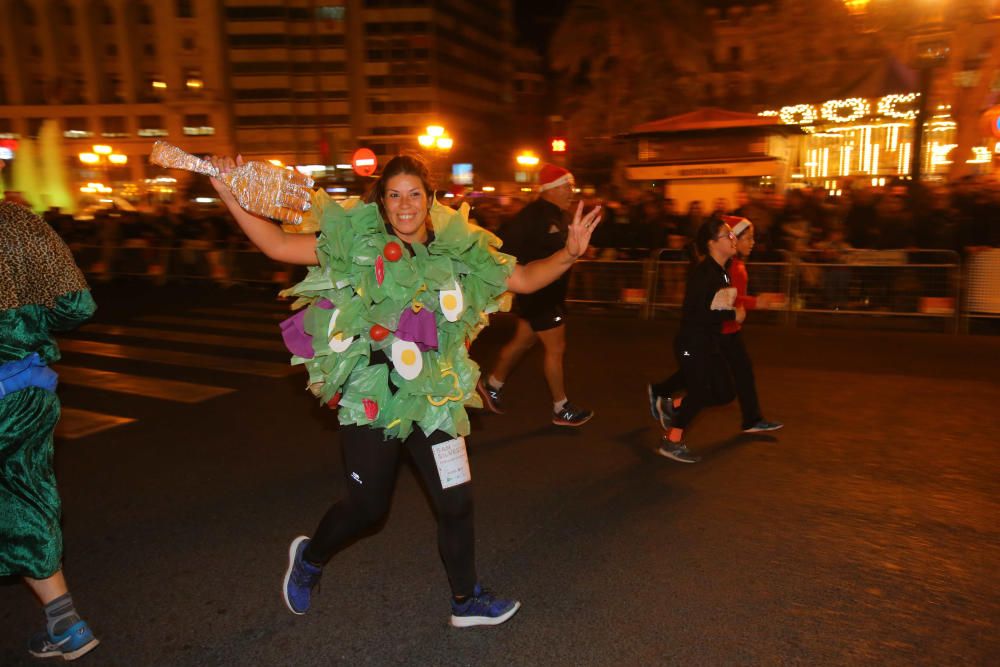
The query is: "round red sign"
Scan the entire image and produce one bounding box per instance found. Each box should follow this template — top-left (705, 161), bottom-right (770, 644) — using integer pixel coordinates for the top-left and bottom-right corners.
top-left (352, 148), bottom-right (377, 177)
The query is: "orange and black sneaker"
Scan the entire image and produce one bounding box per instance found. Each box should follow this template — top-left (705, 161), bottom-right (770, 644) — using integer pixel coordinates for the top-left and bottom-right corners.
top-left (476, 379), bottom-right (505, 414)
top-left (552, 402), bottom-right (593, 427)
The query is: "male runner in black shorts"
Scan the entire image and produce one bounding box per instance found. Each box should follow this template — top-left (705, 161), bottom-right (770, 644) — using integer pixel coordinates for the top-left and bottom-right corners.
top-left (477, 164), bottom-right (593, 426)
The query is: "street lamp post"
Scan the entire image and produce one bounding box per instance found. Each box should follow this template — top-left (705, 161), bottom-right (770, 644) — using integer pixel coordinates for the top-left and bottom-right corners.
top-left (418, 125), bottom-right (453, 192)
top-left (78, 144), bottom-right (127, 196)
top-left (515, 150), bottom-right (540, 187)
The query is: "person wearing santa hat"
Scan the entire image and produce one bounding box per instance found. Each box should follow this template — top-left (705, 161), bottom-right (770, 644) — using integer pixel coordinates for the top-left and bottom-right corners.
top-left (477, 164), bottom-right (594, 426)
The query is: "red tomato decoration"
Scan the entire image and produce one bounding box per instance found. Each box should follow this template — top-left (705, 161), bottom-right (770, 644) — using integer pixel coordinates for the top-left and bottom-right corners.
top-left (327, 392), bottom-right (342, 409)
top-left (369, 324), bottom-right (390, 341)
top-left (362, 398), bottom-right (379, 420)
top-left (374, 255), bottom-right (385, 285)
top-left (383, 241), bottom-right (403, 262)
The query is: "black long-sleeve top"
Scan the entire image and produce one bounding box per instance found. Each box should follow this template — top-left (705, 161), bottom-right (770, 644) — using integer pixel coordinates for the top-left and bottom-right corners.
top-left (679, 256), bottom-right (735, 341)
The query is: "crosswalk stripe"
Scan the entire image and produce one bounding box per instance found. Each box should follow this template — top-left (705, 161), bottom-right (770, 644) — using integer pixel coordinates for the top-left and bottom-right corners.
top-left (191, 307), bottom-right (288, 321)
top-left (57, 366), bottom-right (235, 402)
top-left (81, 323), bottom-right (287, 351)
top-left (58, 339), bottom-right (297, 377)
top-left (135, 315), bottom-right (277, 334)
top-left (234, 301), bottom-right (293, 312)
top-left (57, 407), bottom-right (136, 439)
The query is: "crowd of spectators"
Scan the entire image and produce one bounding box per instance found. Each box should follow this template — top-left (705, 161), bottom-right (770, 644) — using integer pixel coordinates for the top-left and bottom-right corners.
top-left (3, 175), bottom-right (997, 289)
top-left (552, 176), bottom-right (1000, 263)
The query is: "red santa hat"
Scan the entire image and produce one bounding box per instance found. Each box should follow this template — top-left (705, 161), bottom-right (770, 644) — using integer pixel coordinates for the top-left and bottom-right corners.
top-left (538, 163), bottom-right (574, 192)
top-left (721, 215), bottom-right (752, 238)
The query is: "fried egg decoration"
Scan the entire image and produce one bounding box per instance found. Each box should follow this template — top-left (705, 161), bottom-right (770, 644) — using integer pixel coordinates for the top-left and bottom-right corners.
top-left (327, 309), bottom-right (354, 353)
top-left (391, 339), bottom-right (423, 380)
top-left (439, 281), bottom-right (464, 322)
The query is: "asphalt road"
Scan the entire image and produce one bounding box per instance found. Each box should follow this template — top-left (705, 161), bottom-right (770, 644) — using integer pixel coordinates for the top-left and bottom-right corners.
top-left (1, 283), bottom-right (997, 666)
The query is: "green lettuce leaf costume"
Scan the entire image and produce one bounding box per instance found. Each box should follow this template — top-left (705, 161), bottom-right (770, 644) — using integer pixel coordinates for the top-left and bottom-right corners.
top-left (282, 191), bottom-right (515, 440)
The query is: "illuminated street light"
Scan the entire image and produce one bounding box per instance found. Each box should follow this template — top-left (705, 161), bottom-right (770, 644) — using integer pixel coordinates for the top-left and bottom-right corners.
top-left (78, 145), bottom-right (127, 193)
top-left (418, 125), bottom-right (453, 151)
top-left (516, 151), bottom-right (540, 167)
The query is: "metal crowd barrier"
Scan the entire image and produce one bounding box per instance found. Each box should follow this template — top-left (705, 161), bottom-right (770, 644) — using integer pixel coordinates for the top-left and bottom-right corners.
top-left (72, 240), bottom-right (990, 332)
top-left (784, 249), bottom-right (962, 333)
top-left (568, 247), bottom-right (968, 333)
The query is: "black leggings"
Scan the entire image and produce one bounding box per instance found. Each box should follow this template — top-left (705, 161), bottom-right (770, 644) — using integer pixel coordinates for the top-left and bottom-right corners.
top-left (303, 425), bottom-right (477, 597)
top-left (654, 332), bottom-right (762, 430)
top-left (719, 331), bottom-right (762, 429)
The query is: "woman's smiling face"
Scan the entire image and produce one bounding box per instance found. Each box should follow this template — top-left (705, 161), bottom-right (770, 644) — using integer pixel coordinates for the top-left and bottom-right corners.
top-left (383, 173), bottom-right (429, 244)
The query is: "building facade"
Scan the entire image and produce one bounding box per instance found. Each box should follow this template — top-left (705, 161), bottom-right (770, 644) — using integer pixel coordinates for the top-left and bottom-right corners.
top-left (1, 0), bottom-right (232, 192)
top-left (1, 0), bottom-right (520, 207)
top-left (222, 0), bottom-right (517, 182)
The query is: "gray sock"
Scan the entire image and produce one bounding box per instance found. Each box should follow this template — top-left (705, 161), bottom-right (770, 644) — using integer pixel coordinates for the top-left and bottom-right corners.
top-left (44, 593), bottom-right (81, 636)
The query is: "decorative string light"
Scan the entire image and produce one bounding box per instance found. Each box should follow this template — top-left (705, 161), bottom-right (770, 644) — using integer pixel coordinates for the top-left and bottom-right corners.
top-left (877, 93), bottom-right (920, 119)
top-left (821, 98), bottom-right (870, 123)
top-left (779, 104), bottom-right (817, 125)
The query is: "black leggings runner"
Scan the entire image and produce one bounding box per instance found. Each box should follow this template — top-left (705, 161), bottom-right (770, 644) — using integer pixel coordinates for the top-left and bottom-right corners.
top-left (303, 424), bottom-right (477, 597)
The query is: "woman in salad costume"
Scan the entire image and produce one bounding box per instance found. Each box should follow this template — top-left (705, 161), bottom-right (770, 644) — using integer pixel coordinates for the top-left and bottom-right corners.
top-left (209, 153), bottom-right (600, 627)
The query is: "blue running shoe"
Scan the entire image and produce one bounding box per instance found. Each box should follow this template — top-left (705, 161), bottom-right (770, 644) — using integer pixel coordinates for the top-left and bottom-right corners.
top-left (743, 420), bottom-right (784, 433)
top-left (28, 620), bottom-right (99, 661)
top-left (283, 535), bottom-right (322, 615)
top-left (656, 439), bottom-right (700, 463)
top-left (450, 584), bottom-right (521, 627)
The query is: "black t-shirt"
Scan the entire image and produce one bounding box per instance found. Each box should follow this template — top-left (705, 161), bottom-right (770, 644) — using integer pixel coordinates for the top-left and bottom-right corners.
top-left (498, 197), bottom-right (567, 311)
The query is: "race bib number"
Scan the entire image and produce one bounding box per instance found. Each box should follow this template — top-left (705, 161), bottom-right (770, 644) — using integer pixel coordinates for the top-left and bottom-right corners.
top-left (431, 437), bottom-right (471, 489)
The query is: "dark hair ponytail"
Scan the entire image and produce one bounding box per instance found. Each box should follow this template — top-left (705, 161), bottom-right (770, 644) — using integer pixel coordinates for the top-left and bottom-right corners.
top-left (365, 153), bottom-right (435, 220)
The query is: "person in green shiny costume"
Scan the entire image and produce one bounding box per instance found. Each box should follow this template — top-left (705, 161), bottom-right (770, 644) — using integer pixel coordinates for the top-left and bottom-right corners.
top-left (0, 160), bottom-right (100, 661)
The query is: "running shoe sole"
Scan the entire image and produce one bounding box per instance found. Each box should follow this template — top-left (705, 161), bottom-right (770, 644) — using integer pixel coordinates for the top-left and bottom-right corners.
top-left (743, 423), bottom-right (784, 433)
top-left (450, 601), bottom-right (522, 628)
top-left (282, 535), bottom-right (310, 615)
top-left (656, 445), bottom-right (700, 463)
top-left (476, 381), bottom-right (504, 415)
top-left (29, 637), bottom-right (99, 661)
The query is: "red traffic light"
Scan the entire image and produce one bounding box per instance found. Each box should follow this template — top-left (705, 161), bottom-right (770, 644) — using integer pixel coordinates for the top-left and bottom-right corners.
top-left (551, 138), bottom-right (567, 153)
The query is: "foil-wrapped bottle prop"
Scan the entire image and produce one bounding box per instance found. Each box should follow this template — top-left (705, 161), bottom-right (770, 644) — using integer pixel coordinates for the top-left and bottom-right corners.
top-left (149, 141), bottom-right (314, 225)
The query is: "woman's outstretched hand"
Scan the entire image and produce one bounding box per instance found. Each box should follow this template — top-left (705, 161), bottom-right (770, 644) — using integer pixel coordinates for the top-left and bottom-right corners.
top-left (565, 201), bottom-right (602, 259)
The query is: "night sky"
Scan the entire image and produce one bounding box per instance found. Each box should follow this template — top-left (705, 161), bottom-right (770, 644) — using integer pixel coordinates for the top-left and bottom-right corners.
top-left (513, 0), bottom-right (571, 54)
top-left (512, 0), bottom-right (775, 55)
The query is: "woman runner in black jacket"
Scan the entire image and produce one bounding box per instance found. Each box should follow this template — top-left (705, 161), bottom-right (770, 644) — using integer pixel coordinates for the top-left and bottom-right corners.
top-left (648, 218), bottom-right (744, 462)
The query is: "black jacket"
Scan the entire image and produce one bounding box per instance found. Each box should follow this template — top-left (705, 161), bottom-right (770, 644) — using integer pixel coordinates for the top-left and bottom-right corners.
top-left (679, 257), bottom-right (736, 342)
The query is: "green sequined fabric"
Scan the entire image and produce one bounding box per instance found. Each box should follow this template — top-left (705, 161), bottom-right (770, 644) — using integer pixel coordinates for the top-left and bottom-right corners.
top-left (283, 192), bottom-right (515, 440)
top-left (0, 291), bottom-right (96, 579)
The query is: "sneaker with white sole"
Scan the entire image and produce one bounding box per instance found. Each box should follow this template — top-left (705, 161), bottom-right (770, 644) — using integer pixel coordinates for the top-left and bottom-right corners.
top-left (283, 535), bottom-right (323, 615)
top-left (450, 584), bottom-right (521, 628)
top-left (28, 620), bottom-right (99, 661)
top-left (743, 420), bottom-right (783, 433)
top-left (656, 440), bottom-right (700, 463)
top-left (552, 402), bottom-right (593, 427)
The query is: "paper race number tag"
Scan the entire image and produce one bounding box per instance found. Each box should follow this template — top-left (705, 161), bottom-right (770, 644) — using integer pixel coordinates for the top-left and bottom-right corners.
top-left (431, 437), bottom-right (471, 489)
